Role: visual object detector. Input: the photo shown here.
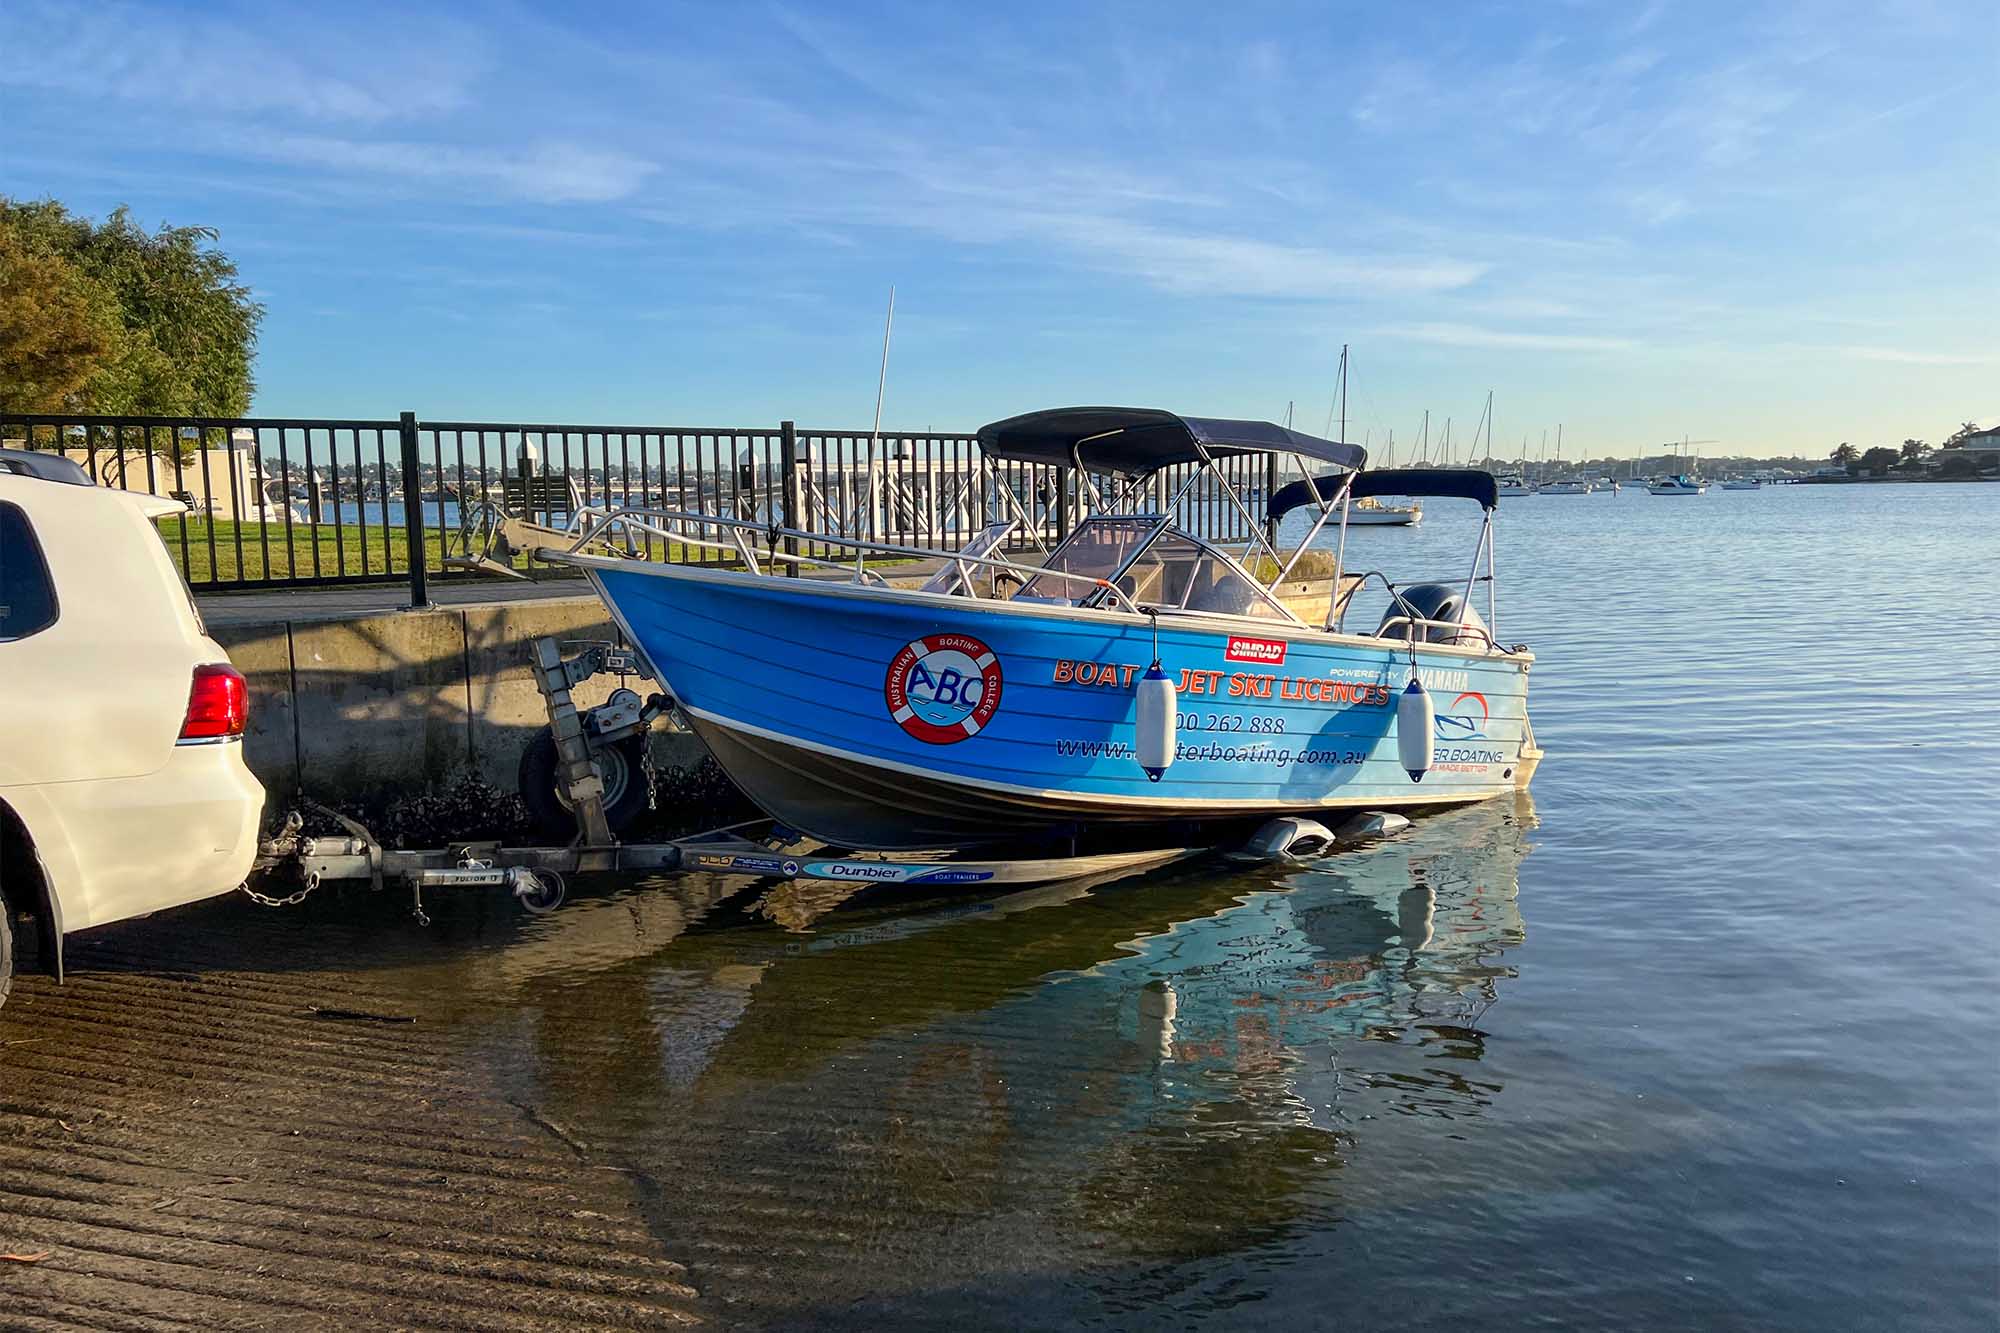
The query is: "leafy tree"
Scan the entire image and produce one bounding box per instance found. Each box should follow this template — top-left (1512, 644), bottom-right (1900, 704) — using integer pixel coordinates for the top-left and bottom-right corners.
top-left (0, 228), bottom-right (119, 412)
top-left (1858, 446), bottom-right (1900, 475)
top-left (1943, 421), bottom-right (1981, 447)
top-left (1830, 442), bottom-right (1859, 466)
top-left (0, 198), bottom-right (262, 417)
top-left (1899, 439), bottom-right (1931, 465)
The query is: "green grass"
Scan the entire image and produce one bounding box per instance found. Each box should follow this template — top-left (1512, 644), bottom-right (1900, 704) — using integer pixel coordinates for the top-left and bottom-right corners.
top-left (157, 517), bottom-right (444, 585)
top-left (158, 517), bottom-right (916, 587)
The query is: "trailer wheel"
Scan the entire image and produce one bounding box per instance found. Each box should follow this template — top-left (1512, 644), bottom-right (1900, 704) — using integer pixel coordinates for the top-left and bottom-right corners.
top-left (518, 730), bottom-right (649, 840)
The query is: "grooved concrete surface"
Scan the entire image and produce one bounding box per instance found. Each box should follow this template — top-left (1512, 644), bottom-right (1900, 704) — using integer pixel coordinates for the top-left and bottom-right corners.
top-left (0, 885), bottom-right (714, 1330)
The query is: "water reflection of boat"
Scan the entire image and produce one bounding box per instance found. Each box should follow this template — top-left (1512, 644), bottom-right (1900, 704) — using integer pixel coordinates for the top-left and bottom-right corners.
top-left (504, 794), bottom-right (1536, 1268)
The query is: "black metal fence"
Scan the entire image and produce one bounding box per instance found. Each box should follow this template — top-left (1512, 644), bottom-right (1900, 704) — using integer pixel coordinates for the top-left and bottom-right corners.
top-left (0, 411), bottom-right (1274, 601)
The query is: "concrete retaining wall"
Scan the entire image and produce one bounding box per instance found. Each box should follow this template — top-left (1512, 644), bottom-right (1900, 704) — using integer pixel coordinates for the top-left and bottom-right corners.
top-left (209, 595), bottom-right (703, 805)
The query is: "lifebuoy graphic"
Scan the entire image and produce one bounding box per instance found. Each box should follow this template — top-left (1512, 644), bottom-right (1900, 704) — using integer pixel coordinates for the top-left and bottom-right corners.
top-left (884, 633), bottom-right (1004, 744)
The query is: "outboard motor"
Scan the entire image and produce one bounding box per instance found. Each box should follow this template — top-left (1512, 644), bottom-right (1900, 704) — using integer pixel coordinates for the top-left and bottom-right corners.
top-left (1377, 582), bottom-right (1488, 647)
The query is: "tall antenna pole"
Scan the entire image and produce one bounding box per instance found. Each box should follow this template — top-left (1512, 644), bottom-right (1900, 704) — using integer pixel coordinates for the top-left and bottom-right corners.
top-left (864, 285), bottom-right (895, 541)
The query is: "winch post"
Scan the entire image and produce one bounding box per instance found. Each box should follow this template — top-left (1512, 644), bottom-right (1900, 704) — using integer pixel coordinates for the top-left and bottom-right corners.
top-left (529, 636), bottom-right (614, 846)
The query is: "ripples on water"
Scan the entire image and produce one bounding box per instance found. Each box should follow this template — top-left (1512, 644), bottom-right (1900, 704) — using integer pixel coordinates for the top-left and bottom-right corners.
top-left (377, 485), bottom-right (1999, 1328)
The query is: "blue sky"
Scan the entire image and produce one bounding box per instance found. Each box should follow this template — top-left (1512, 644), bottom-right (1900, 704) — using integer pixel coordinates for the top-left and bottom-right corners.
top-left (4, 0), bottom-right (1994, 458)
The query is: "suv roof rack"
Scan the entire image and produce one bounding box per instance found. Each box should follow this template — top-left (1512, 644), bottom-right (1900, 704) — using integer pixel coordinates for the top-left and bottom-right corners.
top-left (0, 448), bottom-right (94, 486)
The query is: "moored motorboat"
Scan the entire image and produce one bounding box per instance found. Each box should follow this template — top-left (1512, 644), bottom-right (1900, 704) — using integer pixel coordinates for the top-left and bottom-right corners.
top-left (1720, 477), bottom-right (1762, 490)
top-left (1536, 479), bottom-right (1589, 495)
top-left (1495, 472), bottom-right (1535, 497)
top-left (510, 408), bottom-right (1542, 850)
top-left (1647, 474), bottom-right (1708, 495)
top-left (1344, 496), bottom-right (1422, 525)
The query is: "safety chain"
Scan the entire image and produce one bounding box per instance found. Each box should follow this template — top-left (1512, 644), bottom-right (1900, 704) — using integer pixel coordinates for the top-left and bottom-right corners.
top-left (238, 870), bottom-right (321, 909)
top-left (642, 737), bottom-right (659, 811)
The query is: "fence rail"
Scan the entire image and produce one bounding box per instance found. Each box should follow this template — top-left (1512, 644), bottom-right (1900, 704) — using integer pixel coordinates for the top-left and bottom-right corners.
top-left (0, 410), bottom-right (1274, 602)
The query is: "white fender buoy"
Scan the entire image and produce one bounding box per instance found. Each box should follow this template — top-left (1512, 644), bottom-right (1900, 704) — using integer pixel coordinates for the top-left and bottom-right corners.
top-left (1135, 663), bottom-right (1177, 782)
top-left (1397, 677), bottom-right (1433, 782)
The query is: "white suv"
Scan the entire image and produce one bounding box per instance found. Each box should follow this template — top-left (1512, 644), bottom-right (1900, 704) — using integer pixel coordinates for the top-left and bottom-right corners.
top-left (0, 448), bottom-right (266, 1005)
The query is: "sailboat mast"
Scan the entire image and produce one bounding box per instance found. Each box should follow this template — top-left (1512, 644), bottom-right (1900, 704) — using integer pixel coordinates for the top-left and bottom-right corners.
top-left (1339, 344), bottom-right (1348, 444)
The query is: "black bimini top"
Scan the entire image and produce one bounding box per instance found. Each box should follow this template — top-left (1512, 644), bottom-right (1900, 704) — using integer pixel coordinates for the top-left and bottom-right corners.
top-left (976, 407), bottom-right (1366, 477)
top-left (1268, 467), bottom-right (1501, 519)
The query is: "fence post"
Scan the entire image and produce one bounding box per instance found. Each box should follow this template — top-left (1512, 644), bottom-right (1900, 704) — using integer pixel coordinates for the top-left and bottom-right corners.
top-left (779, 420), bottom-right (802, 577)
top-left (398, 411), bottom-right (430, 609)
top-left (1264, 451), bottom-right (1280, 550)
top-left (1055, 466), bottom-right (1071, 542)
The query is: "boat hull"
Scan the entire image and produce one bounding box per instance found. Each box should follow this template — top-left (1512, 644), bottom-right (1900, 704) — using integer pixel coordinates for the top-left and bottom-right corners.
top-left (576, 560), bottom-right (1538, 849)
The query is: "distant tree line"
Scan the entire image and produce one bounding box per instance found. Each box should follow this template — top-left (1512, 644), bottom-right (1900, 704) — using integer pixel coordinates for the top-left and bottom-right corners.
top-left (1828, 422), bottom-right (1987, 478)
top-left (0, 198), bottom-right (262, 419)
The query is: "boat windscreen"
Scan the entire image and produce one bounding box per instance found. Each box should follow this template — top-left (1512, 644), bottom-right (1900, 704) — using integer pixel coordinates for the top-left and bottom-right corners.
top-left (1019, 517), bottom-right (1287, 618)
top-left (1017, 517), bottom-right (1155, 600)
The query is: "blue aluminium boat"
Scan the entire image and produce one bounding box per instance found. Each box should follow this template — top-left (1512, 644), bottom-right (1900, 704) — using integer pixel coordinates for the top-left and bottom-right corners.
top-left (529, 408), bottom-right (1542, 850)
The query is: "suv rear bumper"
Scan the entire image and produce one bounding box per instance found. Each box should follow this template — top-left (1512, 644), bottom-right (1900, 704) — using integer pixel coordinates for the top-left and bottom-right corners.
top-left (14, 741), bottom-right (266, 931)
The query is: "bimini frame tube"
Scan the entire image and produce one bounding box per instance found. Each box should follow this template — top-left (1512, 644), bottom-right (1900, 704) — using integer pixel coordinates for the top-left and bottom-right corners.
top-left (1460, 510), bottom-right (1492, 630)
top-left (1486, 510), bottom-right (1498, 640)
top-left (1193, 443), bottom-right (1292, 578)
top-left (1276, 469), bottom-right (1353, 588)
top-left (1330, 481), bottom-right (1355, 630)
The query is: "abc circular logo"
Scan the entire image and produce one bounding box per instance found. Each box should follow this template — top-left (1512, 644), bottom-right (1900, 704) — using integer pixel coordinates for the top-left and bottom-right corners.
top-left (884, 634), bottom-right (1003, 744)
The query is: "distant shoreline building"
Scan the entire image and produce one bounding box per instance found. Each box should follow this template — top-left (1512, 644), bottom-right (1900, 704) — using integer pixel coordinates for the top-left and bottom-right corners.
top-left (1939, 425), bottom-right (2000, 472)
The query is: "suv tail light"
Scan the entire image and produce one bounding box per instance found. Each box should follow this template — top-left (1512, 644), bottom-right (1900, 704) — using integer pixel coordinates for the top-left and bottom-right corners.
top-left (179, 664), bottom-right (248, 742)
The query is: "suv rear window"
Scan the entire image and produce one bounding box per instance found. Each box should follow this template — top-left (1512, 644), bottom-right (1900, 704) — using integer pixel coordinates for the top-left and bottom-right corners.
top-left (0, 501), bottom-right (58, 640)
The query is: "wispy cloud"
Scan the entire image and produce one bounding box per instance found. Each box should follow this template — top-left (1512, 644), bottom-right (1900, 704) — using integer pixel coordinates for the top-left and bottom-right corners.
top-left (1619, 187), bottom-right (1692, 226)
top-left (1062, 220), bottom-right (1485, 299)
top-left (1377, 323), bottom-right (1637, 353)
top-left (235, 135), bottom-right (658, 204)
top-left (1832, 345), bottom-right (1999, 367)
top-left (0, 0), bottom-right (487, 121)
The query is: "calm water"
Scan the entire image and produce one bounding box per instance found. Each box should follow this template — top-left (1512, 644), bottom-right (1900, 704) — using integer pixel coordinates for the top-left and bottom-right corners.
top-left (157, 484), bottom-right (2000, 1326)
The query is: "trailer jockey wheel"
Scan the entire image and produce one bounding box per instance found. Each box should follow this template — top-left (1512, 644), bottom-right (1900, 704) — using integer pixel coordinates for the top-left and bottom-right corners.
top-left (517, 729), bottom-right (650, 840)
top-left (514, 869), bottom-right (566, 915)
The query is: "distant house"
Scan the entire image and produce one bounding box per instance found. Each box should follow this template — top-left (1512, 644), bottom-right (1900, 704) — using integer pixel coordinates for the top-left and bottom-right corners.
top-left (1939, 425), bottom-right (2000, 472)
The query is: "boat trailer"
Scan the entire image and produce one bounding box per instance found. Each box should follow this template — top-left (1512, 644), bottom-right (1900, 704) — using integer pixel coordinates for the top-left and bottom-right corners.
top-left (247, 635), bottom-right (1409, 922)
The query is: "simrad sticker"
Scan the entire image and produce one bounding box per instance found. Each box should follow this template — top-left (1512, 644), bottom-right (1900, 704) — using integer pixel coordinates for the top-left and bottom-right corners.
top-left (885, 633), bottom-right (1004, 744)
top-left (1225, 635), bottom-right (1287, 665)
